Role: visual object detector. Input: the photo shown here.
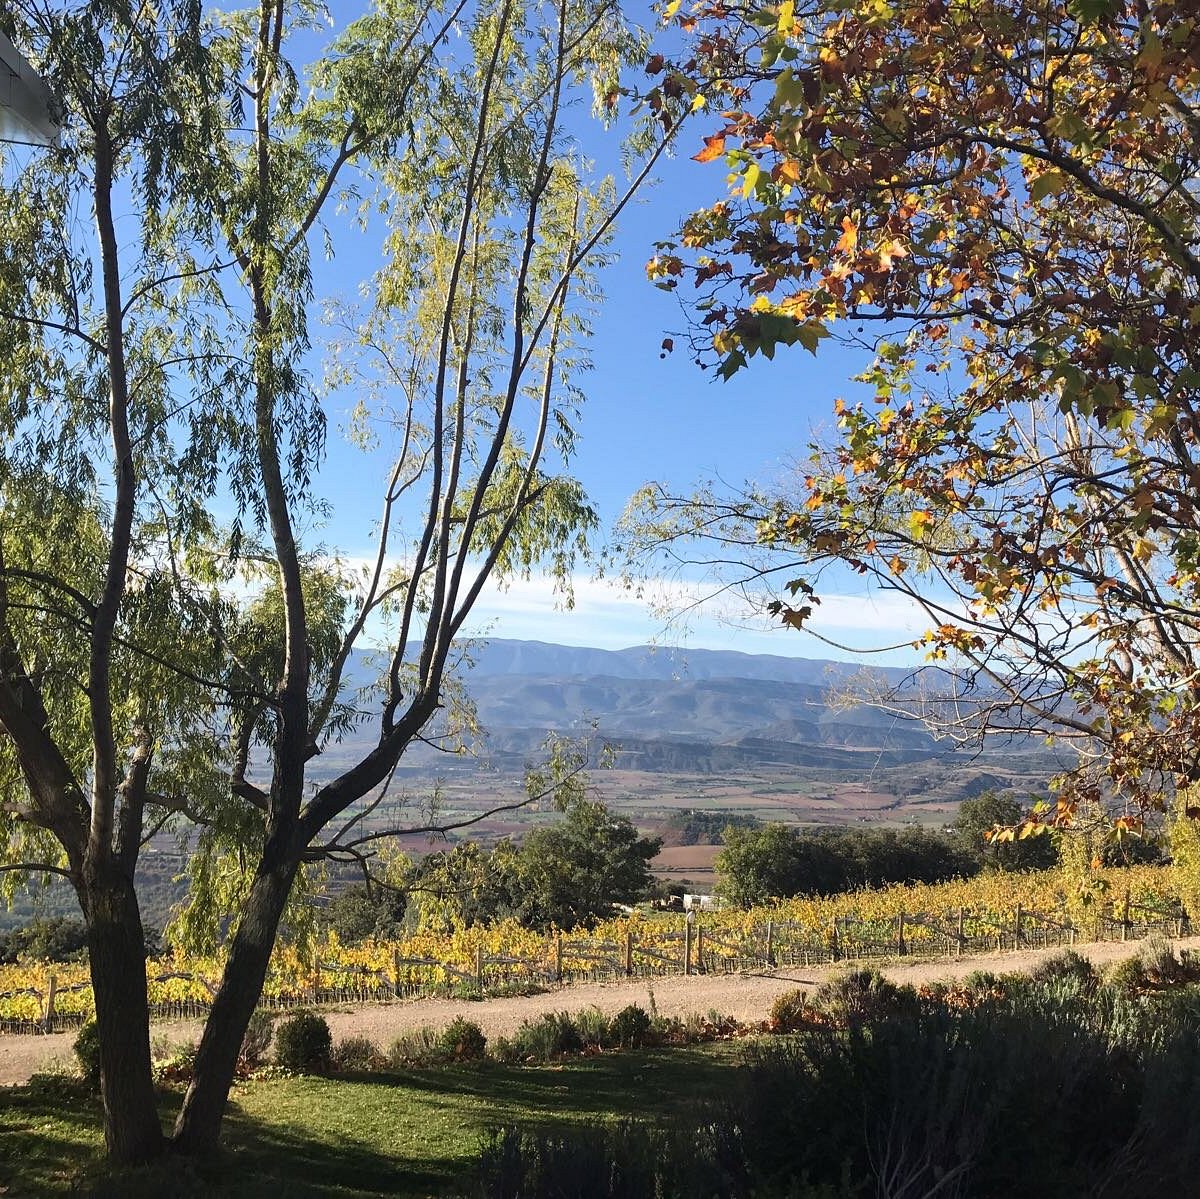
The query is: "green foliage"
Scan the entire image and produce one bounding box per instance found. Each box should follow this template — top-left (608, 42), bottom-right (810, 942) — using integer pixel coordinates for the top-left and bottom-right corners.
top-left (572, 1006), bottom-right (613, 1050)
top-left (330, 1035), bottom-right (384, 1074)
top-left (716, 822), bottom-right (977, 907)
top-left (953, 793), bottom-right (1059, 872)
top-left (272, 1012), bottom-right (332, 1074)
top-left (0, 0), bottom-right (680, 1160)
top-left (608, 1005), bottom-right (651, 1050)
top-left (809, 969), bottom-right (916, 1026)
top-left (662, 811), bottom-right (761, 847)
top-left (387, 1026), bottom-right (445, 1069)
top-left (318, 885), bottom-right (408, 946)
top-left (511, 1012), bottom-right (585, 1061)
top-left (516, 801), bottom-right (660, 931)
top-left (767, 989), bottom-right (810, 1034)
top-left (437, 1018), bottom-right (488, 1062)
top-left (1029, 950), bottom-right (1099, 992)
top-left (73, 1021), bottom-right (101, 1092)
top-left (238, 1011), bottom-right (276, 1071)
top-left (0, 918), bottom-right (88, 964)
top-left (476, 976), bottom-right (1200, 1198)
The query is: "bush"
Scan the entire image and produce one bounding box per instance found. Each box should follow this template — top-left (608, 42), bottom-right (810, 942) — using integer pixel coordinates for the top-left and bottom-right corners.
top-left (511, 1012), bottom-right (583, 1061)
top-left (489, 1035), bottom-right (520, 1064)
top-left (74, 1020), bottom-right (101, 1091)
top-left (810, 969), bottom-right (915, 1025)
top-left (152, 1041), bottom-right (198, 1087)
top-left (1139, 934), bottom-right (1195, 986)
top-left (388, 1026), bottom-right (443, 1068)
top-left (239, 1009), bottom-right (276, 1070)
top-left (1029, 949), bottom-right (1099, 991)
top-left (609, 1004), bottom-right (652, 1049)
top-left (573, 1006), bottom-right (613, 1049)
top-left (273, 1011), bottom-right (332, 1073)
top-left (767, 988), bottom-right (809, 1033)
top-left (1106, 955), bottom-right (1148, 994)
top-left (438, 1017), bottom-right (487, 1062)
top-left (331, 1035), bottom-right (384, 1073)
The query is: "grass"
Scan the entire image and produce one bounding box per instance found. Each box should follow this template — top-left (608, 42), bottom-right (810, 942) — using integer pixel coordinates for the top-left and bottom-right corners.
top-left (0, 1043), bottom-right (740, 1197)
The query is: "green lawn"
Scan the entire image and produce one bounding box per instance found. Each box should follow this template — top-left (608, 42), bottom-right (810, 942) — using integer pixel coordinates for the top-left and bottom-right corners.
top-left (0, 1045), bottom-right (740, 1197)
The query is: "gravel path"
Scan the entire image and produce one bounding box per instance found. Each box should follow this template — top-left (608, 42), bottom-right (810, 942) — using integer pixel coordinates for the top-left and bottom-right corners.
top-left (5, 934), bottom-right (1196, 1088)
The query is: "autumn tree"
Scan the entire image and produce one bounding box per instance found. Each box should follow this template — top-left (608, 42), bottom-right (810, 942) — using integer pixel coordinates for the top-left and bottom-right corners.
top-left (631, 0), bottom-right (1200, 842)
top-left (0, 0), bottom-right (682, 1164)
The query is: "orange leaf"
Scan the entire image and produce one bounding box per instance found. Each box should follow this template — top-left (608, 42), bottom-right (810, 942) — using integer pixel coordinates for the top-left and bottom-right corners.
top-left (693, 134), bottom-right (726, 163)
top-left (835, 216), bottom-right (858, 255)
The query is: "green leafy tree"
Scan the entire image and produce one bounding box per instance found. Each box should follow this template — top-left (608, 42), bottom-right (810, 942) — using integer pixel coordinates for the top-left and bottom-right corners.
top-left (515, 800), bottom-right (661, 929)
top-left (0, 0), bottom-right (683, 1163)
top-left (716, 823), bottom-right (833, 907)
top-left (953, 793), bottom-right (1059, 873)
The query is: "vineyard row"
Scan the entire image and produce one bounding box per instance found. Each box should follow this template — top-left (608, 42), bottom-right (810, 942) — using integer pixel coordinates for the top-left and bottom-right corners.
top-left (0, 864), bottom-right (1183, 1033)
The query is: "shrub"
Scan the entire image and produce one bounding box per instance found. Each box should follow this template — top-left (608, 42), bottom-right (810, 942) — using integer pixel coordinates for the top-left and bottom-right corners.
top-left (610, 1004), bottom-right (652, 1048)
top-left (388, 1026), bottom-right (444, 1068)
top-left (1139, 934), bottom-right (1194, 986)
top-left (331, 1035), bottom-right (383, 1073)
top-left (512, 1012), bottom-right (583, 1061)
top-left (239, 1009), bottom-right (276, 1070)
top-left (767, 988), bottom-right (809, 1033)
top-left (1029, 949), bottom-right (1099, 991)
top-left (573, 1006), bottom-right (612, 1049)
top-left (961, 969), bottom-right (1005, 996)
top-left (152, 1041), bottom-right (198, 1087)
top-left (273, 1011), bottom-right (332, 1073)
top-left (1107, 955), bottom-right (1149, 994)
top-left (438, 1017), bottom-right (487, 1062)
top-left (489, 1035), bottom-right (520, 1064)
top-left (74, 1020), bottom-right (101, 1091)
top-left (810, 969), bottom-right (915, 1025)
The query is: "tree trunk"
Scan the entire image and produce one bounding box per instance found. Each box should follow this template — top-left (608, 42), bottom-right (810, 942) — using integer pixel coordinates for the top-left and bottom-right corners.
top-left (171, 852), bottom-right (299, 1154)
top-left (85, 872), bottom-right (165, 1165)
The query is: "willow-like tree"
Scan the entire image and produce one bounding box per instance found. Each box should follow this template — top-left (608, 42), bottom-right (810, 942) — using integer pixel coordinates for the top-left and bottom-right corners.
top-left (0, 0), bottom-right (682, 1164)
top-left (628, 0), bottom-right (1200, 842)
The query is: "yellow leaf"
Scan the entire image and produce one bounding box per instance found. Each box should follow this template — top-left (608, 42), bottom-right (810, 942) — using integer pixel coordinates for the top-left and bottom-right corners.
top-left (835, 215), bottom-right (858, 254)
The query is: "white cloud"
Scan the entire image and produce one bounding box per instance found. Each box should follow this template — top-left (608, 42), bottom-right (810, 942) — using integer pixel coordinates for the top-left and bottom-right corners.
top-left (455, 572), bottom-right (933, 663)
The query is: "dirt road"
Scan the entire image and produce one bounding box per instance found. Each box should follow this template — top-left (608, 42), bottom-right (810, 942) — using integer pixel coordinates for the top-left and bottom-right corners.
top-left (4, 934), bottom-right (1193, 1088)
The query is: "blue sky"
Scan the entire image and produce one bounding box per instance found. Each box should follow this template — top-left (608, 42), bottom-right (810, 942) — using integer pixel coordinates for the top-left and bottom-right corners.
top-left (306, 95), bottom-right (927, 662)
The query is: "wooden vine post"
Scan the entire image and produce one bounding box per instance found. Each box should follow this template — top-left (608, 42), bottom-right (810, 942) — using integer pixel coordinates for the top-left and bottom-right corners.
top-left (1014, 903), bottom-right (1023, 947)
top-left (1122, 889), bottom-right (1131, 942)
top-left (555, 931), bottom-right (563, 983)
top-left (765, 919), bottom-right (775, 967)
top-left (684, 912), bottom-right (694, 976)
top-left (956, 907), bottom-right (965, 957)
top-left (897, 911), bottom-right (907, 957)
top-left (624, 929), bottom-right (634, 977)
top-left (44, 972), bottom-right (57, 1032)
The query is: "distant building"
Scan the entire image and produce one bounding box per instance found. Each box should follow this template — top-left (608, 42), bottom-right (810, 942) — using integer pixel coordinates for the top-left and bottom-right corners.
top-left (683, 893), bottom-right (723, 912)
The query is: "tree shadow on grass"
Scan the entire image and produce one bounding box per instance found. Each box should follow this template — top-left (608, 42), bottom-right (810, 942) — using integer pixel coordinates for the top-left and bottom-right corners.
top-left (0, 1046), bottom-right (742, 1198)
top-left (359, 1044), bottom-right (740, 1128)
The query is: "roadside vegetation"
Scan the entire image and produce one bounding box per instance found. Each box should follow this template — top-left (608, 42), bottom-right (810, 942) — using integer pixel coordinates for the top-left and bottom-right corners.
top-left (8, 938), bottom-right (1200, 1197)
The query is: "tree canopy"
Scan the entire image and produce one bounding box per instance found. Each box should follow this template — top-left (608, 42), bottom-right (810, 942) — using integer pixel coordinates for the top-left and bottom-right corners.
top-left (0, 0), bottom-right (682, 1163)
top-left (633, 0), bottom-right (1200, 836)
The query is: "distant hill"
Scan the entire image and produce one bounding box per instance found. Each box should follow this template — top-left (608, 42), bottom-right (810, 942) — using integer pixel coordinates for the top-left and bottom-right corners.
top-left (327, 640), bottom-right (1049, 780)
